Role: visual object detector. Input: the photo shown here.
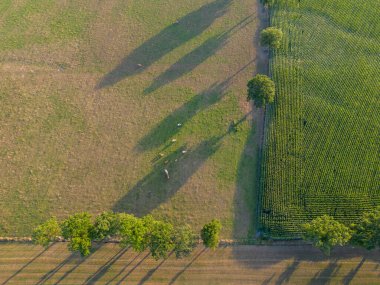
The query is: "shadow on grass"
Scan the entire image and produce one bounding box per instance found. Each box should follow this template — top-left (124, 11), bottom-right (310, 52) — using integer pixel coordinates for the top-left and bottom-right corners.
top-left (275, 260), bottom-right (300, 285)
top-left (96, 0), bottom-right (231, 89)
top-left (308, 260), bottom-right (341, 285)
top-left (169, 248), bottom-right (207, 285)
top-left (343, 257), bottom-right (365, 285)
top-left (114, 136), bottom-right (223, 216)
top-left (1, 244), bottom-right (52, 285)
top-left (137, 60), bottom-right (254, 152)
top-left (144, 15), bottom-right (255, 94)
top-left (35, 244), bottom-right (103, 285)
top-left (85, 247), bottom-right (129, 285)
top-left (137, 252), bottom-right (173, 285)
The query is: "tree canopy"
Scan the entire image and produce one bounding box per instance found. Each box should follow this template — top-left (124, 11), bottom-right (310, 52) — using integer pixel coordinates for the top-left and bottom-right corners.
top-left (32, 217), bottom-right (61, 247)
top-left (302, 215), bottom-right (352, 256)
top-left (260, 27), bottom-right (283, 49)
top-left (247, 74), bottom-right (275, 107)
top-left (61, 212), bottom-right (94, 256)
top-left (351, 206), bottom-right (380, 250)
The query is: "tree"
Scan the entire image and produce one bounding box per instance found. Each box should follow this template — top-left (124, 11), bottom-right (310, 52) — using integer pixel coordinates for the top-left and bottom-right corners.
top-left (201, 219), bottom-right (222, 250)
top-left (173, 224), bottom-right (198, 258)
top-left (260, 27), bottom-right (283, 49)
top-left (61, 212), bottom-right (94, 256)
top-left (351, 206), bottom-right (380, 250)
top-left (247, 74), bottom-right (275, 108)
top-left (117, 213), bottom-right (151, 252)
top-left (147, 219), bottom-right (175, 260)
top-left (302, 215), bottom-right (353, 256)
top-left (90, 211), bottom-right (118, 241)
top-left (32, 217), bottom-right (61, 247)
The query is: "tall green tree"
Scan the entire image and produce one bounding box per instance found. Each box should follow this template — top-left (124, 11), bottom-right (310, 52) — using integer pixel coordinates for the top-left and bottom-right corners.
top-left (247, 74), bottom-right (275, 108)
top-left (91, 211), bottom-right (118, 240)
top-left (260, 27), bottom-right (283, 49)
top-left (32, 217), bottom-right (61, 247)
top-left (117, 213), bottom-right (151, 252)
top-left (61, 212), bottom-right (94, 256)
top-left (201, 219), bottom-right (222, 250)
top-left (351, 206), bottom-right (380, 250)
top-left (147, 219), bottom-right (175, 260)
top-left (302, 215), bottom-right (352, 256)
top-left (173, 224), bottom-right (198, 258)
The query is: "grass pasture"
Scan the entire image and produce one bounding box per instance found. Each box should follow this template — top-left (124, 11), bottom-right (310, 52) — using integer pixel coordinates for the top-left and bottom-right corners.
top-left (0, 243), bottom-right (379, 284)
top-left (0, 0), bottom-right (260, 237)
top-left (260, 0), bottom-right (380, 236)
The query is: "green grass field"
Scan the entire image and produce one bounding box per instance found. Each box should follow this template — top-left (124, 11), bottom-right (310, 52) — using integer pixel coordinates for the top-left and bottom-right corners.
top-left (259, 0), bottom-right (380, 236)
top-left (1, 243), bottom-right (379, 284)
top-left (0, 0), bottom-right (259, 237)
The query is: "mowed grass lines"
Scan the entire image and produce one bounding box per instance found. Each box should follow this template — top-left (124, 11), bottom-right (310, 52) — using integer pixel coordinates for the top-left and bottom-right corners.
top-left (0, 0), bottom-right (258, 237)
top-left (260, 0), bottom-right (380, 236)
top-left (1, 243), bottom-right (379, 284)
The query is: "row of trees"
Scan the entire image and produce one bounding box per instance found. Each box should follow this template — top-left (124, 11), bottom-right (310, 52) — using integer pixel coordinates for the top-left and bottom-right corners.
top-left (302, 206), bottom-right (380, 255)
top-left (32, 212), bottom-right (222, 259)
top-left (247, 26), bottom-right (282, 107)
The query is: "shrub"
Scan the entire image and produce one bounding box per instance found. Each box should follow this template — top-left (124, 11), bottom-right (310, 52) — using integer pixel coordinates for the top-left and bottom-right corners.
top-left (32, 217), bottom-right (61, 247)
top-left (260, 27), bottom-right (283, 49)
top-left (302, 215), bottom-right (352, 256)
top-left (201, 219), bottom-right (222, 249)
top-left (247, 74), bottom-right (275, 107)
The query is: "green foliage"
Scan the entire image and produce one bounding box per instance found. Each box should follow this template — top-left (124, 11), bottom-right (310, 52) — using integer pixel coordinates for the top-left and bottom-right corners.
top-left (61, 212), bottom-right (93, 256)
top-left (351, 207), bottom-right (380, 250)
top-left (247, 74), bottom-right (275, 108)
top-left (117, 213), bottom-right (151, 252)
top-left (201, 219), bottom-right (222, 249)
top-left (90, 211), bottom-right (118, 241)
top-left (32, 217), bottom-right (61, 247)
top-left (173, 225), bottom-right (198, 258)
top-left (260, 27), bottom-right (283, 49)
top-left (147, 220), bottom-right (175, 260)
top-left (302, 215), bottom-right (352, 256)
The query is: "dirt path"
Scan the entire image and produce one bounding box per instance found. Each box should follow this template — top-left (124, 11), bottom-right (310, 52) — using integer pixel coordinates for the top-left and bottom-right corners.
top-left (0, 243), bottom-right (378, 284)
top-left (252, 0), bottom-right (269, 152)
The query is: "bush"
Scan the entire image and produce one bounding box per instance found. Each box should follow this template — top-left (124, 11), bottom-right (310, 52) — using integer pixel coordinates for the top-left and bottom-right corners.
top-left (32, 217), bottom-right (61, 247)
top-left (351, 206), bottom-right (380, 250)
top-left (201, 219), bottom-right (222, 249)
top-left (260, 27), bottom-right (283, 49)
top-left (61, 212), bottom-right (94, 256)
top-left (302, 215), bottom-right (352, 256)
top-left (247, 74), bottom-right (275, 107)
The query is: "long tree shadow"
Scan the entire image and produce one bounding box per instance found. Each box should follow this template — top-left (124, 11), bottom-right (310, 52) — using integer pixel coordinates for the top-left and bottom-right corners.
top-left (144, 15), bottom-right (254, 94)
top-left (343, 257), bottom-right (365, 285)
top-left (96, 0), bottom-right (231, 89)
top-left (114, 136), bottom-right (223, 216)
top-left (308, 260), bottom-right (341, 285)
top-left (137, 60), bottom-right (254, 152)
top-left (275, 260), bottom-right (300, 285)
top-left (169, 247), bottom-right (207, 285)
top-left (1, 244), bottom-right (52, 285)
top-left (85, 247), bottom-right (129, 285)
